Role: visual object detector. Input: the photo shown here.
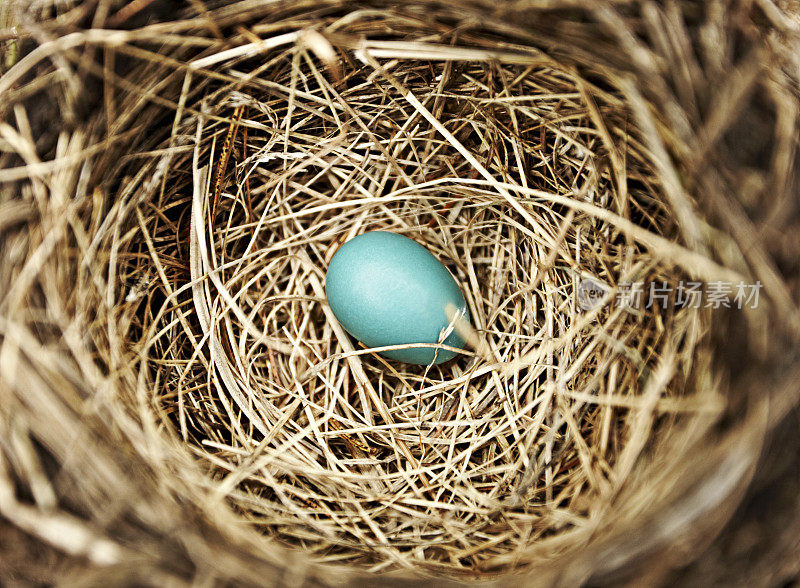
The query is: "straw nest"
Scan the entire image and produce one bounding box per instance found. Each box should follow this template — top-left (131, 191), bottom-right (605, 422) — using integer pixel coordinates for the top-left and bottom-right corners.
top-left (1, 0), bottom-right (799, 586)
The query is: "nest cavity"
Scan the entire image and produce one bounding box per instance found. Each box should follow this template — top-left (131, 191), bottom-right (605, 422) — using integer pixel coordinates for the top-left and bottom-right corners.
top-left (123, 8), bottom-right (710, 574)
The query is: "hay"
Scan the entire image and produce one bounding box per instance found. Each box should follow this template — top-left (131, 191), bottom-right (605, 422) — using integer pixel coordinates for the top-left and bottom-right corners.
top-left (1, 0), bottom-right (799, 586)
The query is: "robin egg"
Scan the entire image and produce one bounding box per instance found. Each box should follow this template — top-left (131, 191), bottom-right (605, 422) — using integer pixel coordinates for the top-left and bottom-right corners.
top-left (324, 231), bottom-right (469, 365)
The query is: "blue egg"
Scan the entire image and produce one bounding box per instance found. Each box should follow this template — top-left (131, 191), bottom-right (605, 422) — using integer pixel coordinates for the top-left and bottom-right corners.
top-left (324, 231), bottom-right (469, 365)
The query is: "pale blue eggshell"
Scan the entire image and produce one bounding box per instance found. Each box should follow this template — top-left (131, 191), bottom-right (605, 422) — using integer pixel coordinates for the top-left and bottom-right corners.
top-left (324, 231), bottom-right (469, 365)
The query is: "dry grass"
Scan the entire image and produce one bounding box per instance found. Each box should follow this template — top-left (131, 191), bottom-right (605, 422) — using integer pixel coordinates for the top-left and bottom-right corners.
top-left (0, 0), bottom-right (799, 586)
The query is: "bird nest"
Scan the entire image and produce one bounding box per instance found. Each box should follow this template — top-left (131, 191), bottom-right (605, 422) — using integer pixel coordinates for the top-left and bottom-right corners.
top-left (1, 1), bottom-right (799, 586)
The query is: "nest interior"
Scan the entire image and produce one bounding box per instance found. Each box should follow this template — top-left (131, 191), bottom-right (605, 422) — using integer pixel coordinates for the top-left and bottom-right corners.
top-left (130, 13), bottom-right (708, 573)
top-left (1, 1), bottom-right (799, 586)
